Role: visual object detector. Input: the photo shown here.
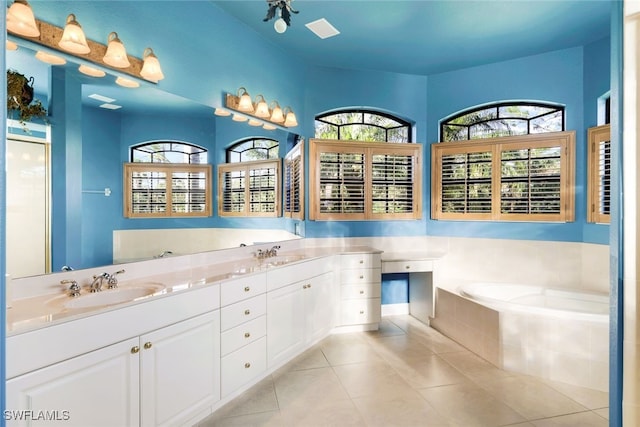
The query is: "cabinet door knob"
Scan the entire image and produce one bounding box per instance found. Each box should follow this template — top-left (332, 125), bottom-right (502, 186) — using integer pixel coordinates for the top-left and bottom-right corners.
top-left (359, 260), bottom-right (364, 264)
top-left (244, 286), bottom-right (250, 292)
top-left (244, 309), bottom-right (251, 315)
top-left (244, 362), bottom-right (251, 369)
top-left (406, 265), bottom-right (410, 269)
top-left (359, 275), bottom-right (364, 279)
top-left (359, 290), bottom-right (364, 294)
top-left (144, 342), bottom-right (152, 350)
top-left (359, 310), bottom-right (365, 314)
top-left (244, 332), bottom-right (251, 338)
top-left (131, 346), bottom-right (140, 354)
top-left (307, 284), bottom-right (312, 289)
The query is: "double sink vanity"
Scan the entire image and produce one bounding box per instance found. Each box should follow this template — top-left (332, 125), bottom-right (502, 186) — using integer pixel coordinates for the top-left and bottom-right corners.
top-left (5, 244), bottom-right (427, 427)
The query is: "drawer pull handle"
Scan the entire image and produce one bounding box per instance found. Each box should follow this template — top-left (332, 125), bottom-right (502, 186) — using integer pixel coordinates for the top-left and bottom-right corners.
top-left (143, 342), bottom-right (153, 350)
top-left (359, 260), bottom-right (364, 264)
top-left (244, 309), bottom-right (251, 315)
top-left (307, 284), bottom-right (312, 289)
top-left (244, 286), bottom-right (250, 292)
top-left (131, 346), bottom-right (140, 354)
top-left (359, 275), bottom-right (364, 279)
top-left (244, 332), bottom-right (250, 338)
top-left (359, 310), bottom-right (365, 314)
top-left (244, 362), bottom-right (251, 369)
top-left (406, 265), bottom-right (410, 269)
top-left (359, 290), bottom-right (364, 294)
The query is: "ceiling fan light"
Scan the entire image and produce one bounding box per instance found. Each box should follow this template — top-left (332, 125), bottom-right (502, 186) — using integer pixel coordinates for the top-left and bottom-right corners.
top-left (58, 14), bottom-right (90, 54)
top-left (140, 47), bottom-right (164, 81)
top-left (7, 0), bottom-right (40, 38)
top-left (103, 32), bottom-right (130, 68)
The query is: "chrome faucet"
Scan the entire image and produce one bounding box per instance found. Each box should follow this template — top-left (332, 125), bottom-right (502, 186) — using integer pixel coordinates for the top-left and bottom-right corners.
top-left (266, 245), bottom-right (280, 257)
top-left (90, 273), bottom-right (109, 293)
top-left (106, 269), bottom-right (125, 289)
top-left (254, 245), bottom-right (281, 260)
top-left (154, 250), bottom-right (173, 258)
top-left (61, 279), bottom-right (81, 297)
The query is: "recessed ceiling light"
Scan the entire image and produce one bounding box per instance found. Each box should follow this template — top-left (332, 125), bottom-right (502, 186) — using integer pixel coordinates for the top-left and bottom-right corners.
top-left (99, 103), bottom-right (122, 110)
top-left (88, 93), bottom-right (116, 103)
top-left (305, 18), bottom-right (340, 39)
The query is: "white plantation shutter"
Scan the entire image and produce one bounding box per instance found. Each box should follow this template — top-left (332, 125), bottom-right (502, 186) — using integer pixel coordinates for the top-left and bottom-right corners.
top-left (284, 142), bottom-right (304, 219)
top-left (218, 159), bottom-right (280, 217)
top-left (587, 124), bottom-right (611, 223)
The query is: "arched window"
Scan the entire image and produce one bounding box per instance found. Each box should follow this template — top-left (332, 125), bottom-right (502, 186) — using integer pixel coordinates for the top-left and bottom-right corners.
top-left (315, 109), bottom-right (412, 143)
top-left (310, 109), bottom-right (421, 220)
top-left (124, 141), bottom-right (211, 218)
top-left (226, 138), bottom-right (279, 163)
top-left (131, 141), bottom-right (207, 164)
top-left (219, 138), bottom-right (281, 217)
top-left (440, 102), bottom-right (564, 142)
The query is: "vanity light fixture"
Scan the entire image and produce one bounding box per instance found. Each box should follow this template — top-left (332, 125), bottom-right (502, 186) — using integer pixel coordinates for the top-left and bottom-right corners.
top-left (214, 108), bottom-right (231, 117)
top-left (236, 87), bottom-right (254, 113)
top-left (78, 64), bottom-right (106, 78)
top-left (35, 50), bottom-right (66, 65)
top-left (283, 107), bottom-right (298, 127)
top-left (6, 40), bottom-right (18, 50)
top-left (232, 114), bottom-right (248, 122)
top-left (7, 0), bottom-right (40, 38)
top-left (254, 95), bottom-right (270, 118)
top-left (269, 101), bottom-right (285, 123)
top-left (58, 14), bottom-right (90, 54)
top-left (140, 47), bottom-right (165, 82)
top-left (103, 32), bottom-right (131, 68)
top-left (115, 76), bottom-right (140, 88)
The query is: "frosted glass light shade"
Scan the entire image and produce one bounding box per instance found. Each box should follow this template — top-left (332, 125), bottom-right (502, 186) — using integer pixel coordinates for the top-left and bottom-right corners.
top-left (78, 64), bottom-right (106, 78)
top-left (58, 14), bottom-right (90, 54)
top-left (35, 50), bottom-right (66, 65)
top-left (115, 76), bottom-right (139, 88)
top-left (263, 123), bottom-right (276, 130)
top-left (7, 0), bottom-right (40, 38)
top-left (283, 109), bottom-right (298, 127)
top-left (274, 18), bottom-right (287, 34)
top-left (103, 32), bottom-right (130, 68)
top-left (248, 119), bottom-right (263, 127)
top-left (214, 108), bottom-right (231, 117)
top-left (6, 40), bottom-right (18, 50)
top-left (270, 102), bottom-right (284, 123)
top-left (254, 95), bottom-right (270, 118)
top-left (140, 48), bottom-right (164, 81)
top-left (232, 114), bottom-right (248, 122)
top-left (237, 88), bottom-right (254, 113)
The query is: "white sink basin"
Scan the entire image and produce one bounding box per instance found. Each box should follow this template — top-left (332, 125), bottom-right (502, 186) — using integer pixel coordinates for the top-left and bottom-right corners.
top-left (265, 254), bottom-right (306, 267)
top-left (48, 283), bottom-right (166, 310)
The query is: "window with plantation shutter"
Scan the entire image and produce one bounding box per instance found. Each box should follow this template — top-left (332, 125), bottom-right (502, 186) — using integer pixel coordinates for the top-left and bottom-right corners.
top-left (284, 141), bottom-right (304, 219)
top-left (432, 131), bottom-right (575, 222)
top-left (587, 124), bottom-right (611, 223)
top-left (218, 159), bottom-right (281, 217)
top-left (310, 139), bottom-right (422, 220)
top-left (124, 163), bottom-right (212, 218)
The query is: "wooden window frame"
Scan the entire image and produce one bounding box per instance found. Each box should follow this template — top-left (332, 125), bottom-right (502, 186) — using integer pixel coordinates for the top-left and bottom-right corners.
top-left (309, 139), bottom-right (422, 221)
top-left (218, 159), bottom-right (281, 218)
top-left (284, 141), bottom-right (304, 220)
top-left (587, 124), bottom-right (611, 224)
top-left (124, 163), bottom-right (212, 218)
top-left (431, 131), bottom-right (575, 222)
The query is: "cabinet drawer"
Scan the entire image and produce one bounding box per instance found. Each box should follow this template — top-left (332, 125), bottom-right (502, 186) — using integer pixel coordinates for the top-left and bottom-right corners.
top-left (220, 273), bottom-right (267, 307)
top-left (221, 315), bottom-right (266, 357)
top-left (221, 337), bottom-right (267, 397)
top-left (266, 257), bottom-right (333, 292)
top-left (341, 283), bottom-right (381, 300)
top-left (340, 253), bottom-right (381, 270)
top-left (382, 260), bottom-right (434, 274)
top-left (340, 298), bottom-right (381, 325)
top-left (220, 294), bottom-right (266, 331)
top-left (341, 268), bottom-right (381, 285)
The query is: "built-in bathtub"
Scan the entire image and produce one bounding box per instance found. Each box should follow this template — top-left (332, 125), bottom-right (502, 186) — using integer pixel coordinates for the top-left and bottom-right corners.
top-left (430, 283), bottom-right (609, 392)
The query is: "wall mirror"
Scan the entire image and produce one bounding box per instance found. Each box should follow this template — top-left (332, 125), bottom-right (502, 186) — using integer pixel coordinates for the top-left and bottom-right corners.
top-left (6, 41), bottom-right (302, 279)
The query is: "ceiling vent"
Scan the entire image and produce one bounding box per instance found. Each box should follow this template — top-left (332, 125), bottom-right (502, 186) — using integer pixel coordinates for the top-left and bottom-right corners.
top-left (305, 18), bottom-right (340, 39)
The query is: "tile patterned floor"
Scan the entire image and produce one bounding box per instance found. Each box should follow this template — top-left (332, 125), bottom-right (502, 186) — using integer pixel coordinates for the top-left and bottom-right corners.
top-left (198, 315), bottom-right (609, 427)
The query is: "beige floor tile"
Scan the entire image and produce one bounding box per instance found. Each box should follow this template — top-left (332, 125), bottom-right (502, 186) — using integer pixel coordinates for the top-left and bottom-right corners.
top-left (529, 410), bottom-right (608, 426)
top-left (363, 318), bottom-right (406, 339)
top-left (419, 382), bottom-right (527, 426)
top-left (540, 378), bottom-right (609, 410)
top-left (198, 410), bottom-right (282, 427)
top-left (592, 407), bottom-right (609, 419)
top-left (283, 345), bottom-right (330, 372)
top-left (279, 397), bottom-right (366, 427)
top-left (320, 336), bottom-right (383, 366)
top-left (273, 366), bottom-right (350, 409)
top-left (369, 334), bottom-right (434, 362)
top-left (479, 375), bottom-right (588, 420)
top-left (437, 350), bottom-right (512, 382)
top-left (389, 353), bottom-right (468, 389)
top-left (332, 360), bottom-right (415, 399)
top-left (352, 392), bottom-right (450, 427)
top-left (208, 377), bottom-right (279, 419)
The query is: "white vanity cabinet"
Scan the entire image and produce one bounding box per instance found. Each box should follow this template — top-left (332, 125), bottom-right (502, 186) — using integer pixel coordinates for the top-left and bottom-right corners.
top-left (6, 310), bottom-right (220, 427)
top-left (338, 253), bottom-right (382, 328)
top-left (219, 273), bottom-right (268, 398)
top-left (266, 257), bottom-right (336, 368)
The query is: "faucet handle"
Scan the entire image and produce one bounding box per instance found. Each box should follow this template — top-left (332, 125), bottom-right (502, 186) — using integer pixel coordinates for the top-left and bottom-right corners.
top-left (107, 269), bottom-right (125, 289)
top-left (61, 279), bottom-right (81, 297)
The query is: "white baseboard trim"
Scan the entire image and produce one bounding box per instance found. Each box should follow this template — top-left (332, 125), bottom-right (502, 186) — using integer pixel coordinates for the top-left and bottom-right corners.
top-left (381, 303), bottom-right (409, 317)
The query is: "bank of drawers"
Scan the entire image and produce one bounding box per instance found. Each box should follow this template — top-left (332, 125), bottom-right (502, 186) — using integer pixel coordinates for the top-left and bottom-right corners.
top-left (219, 273), bottom-right (267, 397)
top-left (340, 253), bottom-right (381, 326)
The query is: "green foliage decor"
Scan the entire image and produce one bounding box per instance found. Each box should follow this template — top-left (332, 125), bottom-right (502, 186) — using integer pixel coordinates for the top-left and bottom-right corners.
top-left (7, 69), bottom-right (47, 124)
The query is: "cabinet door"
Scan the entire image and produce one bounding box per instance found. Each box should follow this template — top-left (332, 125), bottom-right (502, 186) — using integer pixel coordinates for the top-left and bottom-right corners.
top-left (304, 272), bottom-right (334, 344)
top-left (6, 337), bottom-right (140, 427)
top-left (266, 282), bottom-right (305, 367)
top-left (139, 311), bottom-right (220, 427)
